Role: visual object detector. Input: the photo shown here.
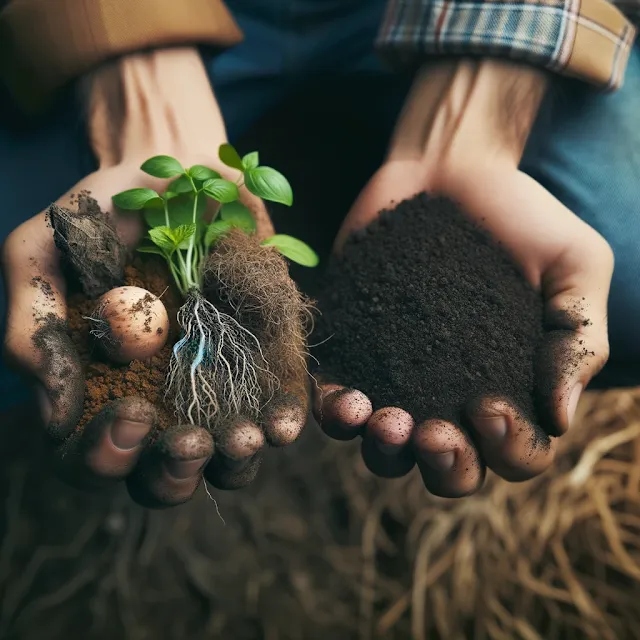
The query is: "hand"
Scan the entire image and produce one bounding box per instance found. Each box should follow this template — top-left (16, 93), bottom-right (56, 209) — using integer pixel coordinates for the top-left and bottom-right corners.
top-left (314, 60), bottom-right (612, 496)
top-left (2, 49), bottom-right (307, 507)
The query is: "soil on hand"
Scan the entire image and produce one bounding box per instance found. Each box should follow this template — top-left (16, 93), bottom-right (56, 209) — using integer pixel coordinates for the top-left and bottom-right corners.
top-left (314, 194), bottom-right (546, 424)
top-left (67, 257), bottom-right (180, 429)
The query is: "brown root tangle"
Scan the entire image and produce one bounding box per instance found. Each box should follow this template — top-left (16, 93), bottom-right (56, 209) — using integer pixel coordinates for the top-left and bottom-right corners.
top-left (203, 230), bottom-right (315, 403)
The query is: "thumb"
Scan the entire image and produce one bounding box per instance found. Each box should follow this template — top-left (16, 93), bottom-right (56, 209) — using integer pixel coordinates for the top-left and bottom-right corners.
top-left (2, 212), bottom-right (84, 440)
top-left (535, 239), bottom-right (613, 435)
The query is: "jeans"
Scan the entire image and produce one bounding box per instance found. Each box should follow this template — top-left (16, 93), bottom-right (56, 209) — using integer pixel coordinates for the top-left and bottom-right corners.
top-left (1, 0), bottom-right (639, 408)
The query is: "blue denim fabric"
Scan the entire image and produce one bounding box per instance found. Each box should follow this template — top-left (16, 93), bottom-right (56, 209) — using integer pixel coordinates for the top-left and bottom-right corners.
top-left (1, 0), bottom-right (639, 408)
top-left (521, 43), bottom-right (640, 386)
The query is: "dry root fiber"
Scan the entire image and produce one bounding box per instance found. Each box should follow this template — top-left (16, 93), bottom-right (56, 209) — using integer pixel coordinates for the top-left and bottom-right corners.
top-left (204, 230), bottom-right (315, 401)
top-left (3, 388), bottom-right (640, 639)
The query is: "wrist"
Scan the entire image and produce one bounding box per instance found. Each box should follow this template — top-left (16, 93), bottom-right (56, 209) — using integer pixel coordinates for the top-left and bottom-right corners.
top-left (83, 47), bottom-right (228, 169)
top-left (387, 59), bottom-right (547, 194)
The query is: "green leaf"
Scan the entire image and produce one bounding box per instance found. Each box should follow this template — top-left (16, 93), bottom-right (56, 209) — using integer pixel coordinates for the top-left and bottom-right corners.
top-left (166, 192), bottom-right (207, 229)
top-left (204, 220), bottom-right (234, 248)
top-left (242, 151), bottom-right (259, 170)
top-left (261, 235), bottom-right (319, 267)
top-left (218, 143), bottom-right (244, 171)
top-left (140, 155), bottom-right (184, 178)
top-left (143, 208), bottom-right (166, 229)
top-left (173, 223), bottom-right (197, 249)
top-left (168, 175), bottom-right (193, 194)
top-left (244, 167), bottom-right (293, 206)
top-left (137, 245), bottom-right (167, 257)
top-left (203, 178), bottom-right (239, 204)
top-left (220, 201), bottom-right (256, 233)
top-left (112, 188), bottom-right (160, 211)
top-left (149, 226), bottom-right (178, 255)
top-left (188, 165), bottom-right (221, 181)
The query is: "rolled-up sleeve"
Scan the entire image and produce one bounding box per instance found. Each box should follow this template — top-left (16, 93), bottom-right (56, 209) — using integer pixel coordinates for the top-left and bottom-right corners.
top-left (377, 0), bottom-right (637, 90)
top-left (0, 0), bottom-right (244, 111)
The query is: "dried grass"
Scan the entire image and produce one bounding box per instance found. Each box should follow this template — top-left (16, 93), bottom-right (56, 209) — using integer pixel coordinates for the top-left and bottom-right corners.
top-left (1, 388), bottom-right (640, 639)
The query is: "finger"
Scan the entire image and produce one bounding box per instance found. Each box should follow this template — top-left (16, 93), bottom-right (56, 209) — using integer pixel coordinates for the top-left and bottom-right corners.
top-left (468, 397), bottom-right (557, 482)
top-left (412, 419), bottom-right (484, 498)
top-left (312, 382), bottom-right (343, 419)
top-left (54, 397), bottom-right (155, 488)
top-left (2, 213), bottom-right (84, 438)
top-left (205, 416), bottom-right (265, 490)
top-left (314, 385), bottom-right (373, 441)
top-left (361, 436), bottom-right (415, 478)
top-left (261, 392), bottom-right (308, 447)
top-left (126, 424), bottom-right (214, 508)
top-left (360, 407), bottom-right (416, 478)
top-left (366, 407), bottom-right (414, 452)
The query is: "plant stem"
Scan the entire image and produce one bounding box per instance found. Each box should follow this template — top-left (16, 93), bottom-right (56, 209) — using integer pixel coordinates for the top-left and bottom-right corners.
top-left (163, 199), bottom-right (171, 228)
top-left (169, 259), bottom-right (186, 296)
top-left (185, 185), bottom-right (200, 290)
top-left (176, 249), bottom-right (194, 290)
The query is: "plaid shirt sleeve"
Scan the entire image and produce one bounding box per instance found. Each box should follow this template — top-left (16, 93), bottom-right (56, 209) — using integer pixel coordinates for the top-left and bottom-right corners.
top-left (377, 0), bottom-right (637, 90)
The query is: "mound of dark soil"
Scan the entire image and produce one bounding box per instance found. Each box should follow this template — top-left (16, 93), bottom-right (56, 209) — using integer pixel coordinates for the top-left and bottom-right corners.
top-left (314, 194), bottom-right (545, 424)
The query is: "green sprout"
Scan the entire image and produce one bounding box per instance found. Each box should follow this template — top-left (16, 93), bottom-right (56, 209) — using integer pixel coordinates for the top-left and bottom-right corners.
top-left (112, 144), bottom-right (319, 297)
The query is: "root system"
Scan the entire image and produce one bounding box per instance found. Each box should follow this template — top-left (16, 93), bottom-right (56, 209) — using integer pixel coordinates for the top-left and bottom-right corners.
top-left (204, 230), bottom-right (314, 401)
top-left (166, 289), bottom-right (273, 427)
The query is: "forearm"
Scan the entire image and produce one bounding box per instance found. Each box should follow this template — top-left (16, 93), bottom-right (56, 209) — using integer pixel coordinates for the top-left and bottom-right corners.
top-left (83, 47), bottom-right (228, 169)
top-left (387, 59), bottom-right (548, 193)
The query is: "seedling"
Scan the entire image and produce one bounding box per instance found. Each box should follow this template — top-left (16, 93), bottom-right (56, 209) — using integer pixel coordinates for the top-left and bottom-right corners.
top-left (112, 144), bottom-right (318, 297)
top-left (109, 145), bottom-right (318, 428)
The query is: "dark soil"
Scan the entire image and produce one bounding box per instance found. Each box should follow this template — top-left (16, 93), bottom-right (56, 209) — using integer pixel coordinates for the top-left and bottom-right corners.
top-left (67, 257), bottom-right (180, 429)
top-left (314, 193), bottom-right (546, 425)
top-left (49, 192), bottom-right (127, 298)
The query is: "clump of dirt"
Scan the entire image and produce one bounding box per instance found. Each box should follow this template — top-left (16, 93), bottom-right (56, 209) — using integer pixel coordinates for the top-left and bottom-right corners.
top-left (313, 193), bottom-right (546, 424)
top-left (67, 257), bottom-right (180, 429)
top-left (49, 192), bottom-right (127, 298)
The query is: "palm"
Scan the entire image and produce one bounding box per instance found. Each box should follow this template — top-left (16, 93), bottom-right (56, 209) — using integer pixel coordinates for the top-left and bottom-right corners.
top-left (315, 160), bottom-right (612, 496)
top-left (3, 160), bottom-right (301, 508)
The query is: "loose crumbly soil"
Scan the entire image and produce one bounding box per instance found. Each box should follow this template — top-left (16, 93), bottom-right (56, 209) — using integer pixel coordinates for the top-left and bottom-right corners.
top-left (314, 194), bottom-right (546, 424)
top-left (67, 256), bottom-right (180, 429)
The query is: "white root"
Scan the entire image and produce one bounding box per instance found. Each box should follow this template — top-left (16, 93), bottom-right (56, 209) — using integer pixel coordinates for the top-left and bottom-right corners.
top-left (166, 290), bottom-right (277, 428)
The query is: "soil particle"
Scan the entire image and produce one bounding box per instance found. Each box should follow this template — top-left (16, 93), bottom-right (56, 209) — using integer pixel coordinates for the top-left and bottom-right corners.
top-left (314, 194), bottom-right (546, 425)
top-left (31, 275), bottom-right (55, 300)
top-left (48, 191), bottom-right (127, 298)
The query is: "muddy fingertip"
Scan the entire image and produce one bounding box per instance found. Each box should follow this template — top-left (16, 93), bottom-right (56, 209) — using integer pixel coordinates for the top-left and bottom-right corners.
top-left (323, 388), bottom-right (373, 428)
top-left (214, 417), bottom-right (265, 460)
top-left (262, 392), bottom-right (308, 447)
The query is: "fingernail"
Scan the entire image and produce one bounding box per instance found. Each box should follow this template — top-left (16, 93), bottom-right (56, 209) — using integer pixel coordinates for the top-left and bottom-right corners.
top-left (35, 385), bottom-right (52, 425)
top-left (110, 419), bottom-right (150, 450)
top-left (473, 416), bottom-right (507, 441)
top-left (165, 457), bottom-right (210, 480)
top-left (376, 441), bottom-right (401, 455)
top-left (422, 451), bottom-right (455, 471)
top-left (567, 383), bottom-right (583, 428)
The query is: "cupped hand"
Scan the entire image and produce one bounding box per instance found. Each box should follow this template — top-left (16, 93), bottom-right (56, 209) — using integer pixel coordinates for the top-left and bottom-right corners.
top-left (2, 159), bottom-right (307, 507)
top-left (313, 61), bottom-right (612, 496)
